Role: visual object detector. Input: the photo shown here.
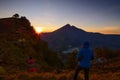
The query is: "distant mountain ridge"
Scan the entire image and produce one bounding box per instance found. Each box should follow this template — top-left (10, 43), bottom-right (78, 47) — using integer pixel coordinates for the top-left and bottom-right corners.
top-left (40, 24), bottom-right (120, 51)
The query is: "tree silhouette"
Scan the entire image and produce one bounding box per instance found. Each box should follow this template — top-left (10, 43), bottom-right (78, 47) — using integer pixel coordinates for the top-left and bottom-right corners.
top-left (12, 13), bottom-right (19, 18)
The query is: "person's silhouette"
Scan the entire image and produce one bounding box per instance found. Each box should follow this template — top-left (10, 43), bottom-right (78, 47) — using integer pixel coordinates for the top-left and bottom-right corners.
top-left (73, 41), bottom-right (94, 80)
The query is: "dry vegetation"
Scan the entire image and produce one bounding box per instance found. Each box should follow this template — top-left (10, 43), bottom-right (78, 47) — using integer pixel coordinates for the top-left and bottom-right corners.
top-left (0, 57), bottom-right (120, 80)
top-left (0, 70), bottom-right (120, 80)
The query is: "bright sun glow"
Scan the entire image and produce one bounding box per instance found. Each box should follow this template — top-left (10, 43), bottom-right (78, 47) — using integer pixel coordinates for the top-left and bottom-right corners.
top-left (34, 27), bottom-right (42, 34)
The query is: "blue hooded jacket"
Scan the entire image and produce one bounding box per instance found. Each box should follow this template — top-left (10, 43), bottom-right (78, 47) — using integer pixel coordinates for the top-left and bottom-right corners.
top-left (76, 42), bottom-right (94, 68)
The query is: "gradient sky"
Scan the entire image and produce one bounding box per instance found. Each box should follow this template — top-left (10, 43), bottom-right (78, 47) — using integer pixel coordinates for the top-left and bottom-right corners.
top-left (0, 0), bottom-right (120, 34)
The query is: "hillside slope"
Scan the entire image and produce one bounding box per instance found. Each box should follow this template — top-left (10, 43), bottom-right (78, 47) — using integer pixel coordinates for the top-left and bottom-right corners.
top-left (0, 16), bottom-right (62, 72)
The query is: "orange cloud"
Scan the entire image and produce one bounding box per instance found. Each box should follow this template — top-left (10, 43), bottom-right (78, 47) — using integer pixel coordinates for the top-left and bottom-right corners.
top-left (82, 26), bottom-right (120, 34)
top-left (99, 26), bottom-right (120, 34)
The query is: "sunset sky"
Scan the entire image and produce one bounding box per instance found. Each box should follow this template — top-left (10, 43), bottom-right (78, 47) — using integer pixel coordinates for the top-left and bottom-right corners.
top-left (0, 0), bottom-right (120, 34)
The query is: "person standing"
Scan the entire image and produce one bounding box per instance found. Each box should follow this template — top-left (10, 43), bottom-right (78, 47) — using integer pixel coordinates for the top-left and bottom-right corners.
top-left (73, 41), bottom-right (94, 80)
top-left (27, 56), bottom-right (38, 72)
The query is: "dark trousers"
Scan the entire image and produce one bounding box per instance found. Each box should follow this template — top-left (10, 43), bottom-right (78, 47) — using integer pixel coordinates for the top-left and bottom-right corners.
top-left (73, 65), bottom-right (89, 80)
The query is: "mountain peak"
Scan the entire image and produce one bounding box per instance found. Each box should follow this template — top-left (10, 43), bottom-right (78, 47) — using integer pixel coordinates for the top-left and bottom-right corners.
top-left (63, 24), bottom-right (76, 28)
top-left (53, 24), bottom-right (86, 33)
top-left (64, 24), bottom-right (71, 27)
